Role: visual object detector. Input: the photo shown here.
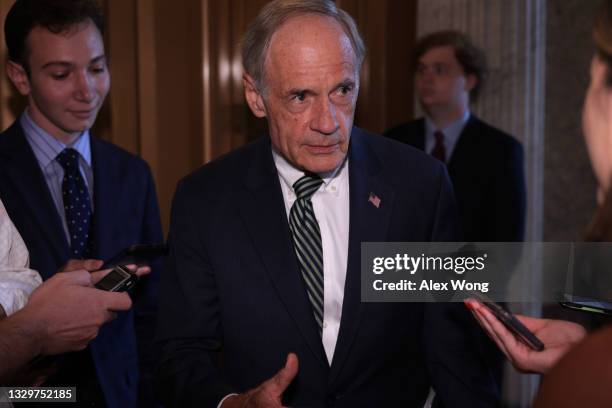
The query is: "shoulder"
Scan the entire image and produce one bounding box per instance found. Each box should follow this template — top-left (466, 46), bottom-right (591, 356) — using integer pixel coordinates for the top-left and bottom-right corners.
top-left (174, 137), bottom-right (267, 201)
top-left (466, 116), bottom-right (522, 152)
top-left (92, 137), bottom-right (152, 175)
top-left (353, 127), bottom-right (446, 183)
top-left (383, 118), bottom-right (424, 142)
top-left (0, 121), bottom-right (26, 151)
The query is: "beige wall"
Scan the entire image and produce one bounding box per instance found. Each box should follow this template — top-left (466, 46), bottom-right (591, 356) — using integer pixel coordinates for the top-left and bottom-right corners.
top-left (0, 0), bottom-right (418, 233)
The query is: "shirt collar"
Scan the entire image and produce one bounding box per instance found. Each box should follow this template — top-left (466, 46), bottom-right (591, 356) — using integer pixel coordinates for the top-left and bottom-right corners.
top-left (271, 147), bottom-right (348, 193)
top-left (21, 109), bottom-right (92, 168)
top-left (425, 109), bottom-right (471, 142)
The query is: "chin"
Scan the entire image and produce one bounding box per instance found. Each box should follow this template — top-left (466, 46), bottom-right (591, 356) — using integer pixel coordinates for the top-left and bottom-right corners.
top-left (302, 156), bottom-right (344, 174)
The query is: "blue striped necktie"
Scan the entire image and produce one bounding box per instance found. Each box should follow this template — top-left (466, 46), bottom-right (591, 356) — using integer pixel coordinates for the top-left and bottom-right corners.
top-left (289, 174), bottom-right (325, 334)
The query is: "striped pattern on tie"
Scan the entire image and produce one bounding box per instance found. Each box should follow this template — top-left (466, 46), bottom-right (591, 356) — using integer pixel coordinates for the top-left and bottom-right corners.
top-left (289, 174), bottom-right (325, 333)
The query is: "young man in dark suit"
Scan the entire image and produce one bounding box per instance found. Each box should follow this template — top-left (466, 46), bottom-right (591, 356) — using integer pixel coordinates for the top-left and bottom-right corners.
top-left (385, 30), bottom-right (526, 243)
top-left (0, 1), bottom-right (163, 406)
top-left (385, 30), bottom-right (527, 390)
top-left (155, 2), bottom-right (498, 407)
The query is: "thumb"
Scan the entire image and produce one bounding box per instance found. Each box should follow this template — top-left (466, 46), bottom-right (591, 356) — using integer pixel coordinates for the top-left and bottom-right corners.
top-left (269, 353), bottom-right (299, 395)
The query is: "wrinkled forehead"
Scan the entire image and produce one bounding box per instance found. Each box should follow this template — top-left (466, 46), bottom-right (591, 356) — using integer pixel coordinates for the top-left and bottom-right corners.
top-left (264, 14), bottom-right (357, 77)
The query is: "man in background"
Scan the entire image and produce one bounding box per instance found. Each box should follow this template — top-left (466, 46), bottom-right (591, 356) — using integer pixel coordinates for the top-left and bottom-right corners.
top-left (385, 30), bottom-right (526, 243)
top-left (385, 30), bottom-right (527, 389)
top-left (0, 0), bottom-right (163, 406)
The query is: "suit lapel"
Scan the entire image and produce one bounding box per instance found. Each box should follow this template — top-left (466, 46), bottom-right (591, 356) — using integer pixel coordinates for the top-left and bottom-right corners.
top-left (90, 138), bottom-right (119, 260)
top-left (0, 122), bottom-right (68, 276)
top-left (329, 128), bottom-right (395, 383)
top-left (447, 115), bottom-right (479, 176)
top-left (414, 118), bottom-right (426, 151)
top-left (237, 138), bottom-right (329, 368)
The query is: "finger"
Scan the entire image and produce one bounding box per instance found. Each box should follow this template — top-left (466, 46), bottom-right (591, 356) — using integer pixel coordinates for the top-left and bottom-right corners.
top-left (100, 291), bottom-right (133, 311)
top-left (476, 306), bottom-right (523, 359)
top-left (90, 269), bottom-right (113, 285)
top-left (80, 259), bottom-right (104, 271)
top-left (269, 353), bottom-right (299, 395)
top-left (473, 308), bottom-right (512, 358)
top-left (124, 264), bottom-right (151, 277)
top-left (59, 259), bottom-right (82, 273)
top-left (57, 269), bottom-right (93, 286)
top-left (60, 259), bottom-right (103, 272)
top-left (135, 266), bottom-right (151, 277)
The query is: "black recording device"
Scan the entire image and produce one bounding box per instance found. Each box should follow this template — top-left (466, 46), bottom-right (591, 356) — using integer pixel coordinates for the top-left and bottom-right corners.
top-left (94, 264), bottom-right (138, 292)
top-left (102, 243), bottom-right (168, 269)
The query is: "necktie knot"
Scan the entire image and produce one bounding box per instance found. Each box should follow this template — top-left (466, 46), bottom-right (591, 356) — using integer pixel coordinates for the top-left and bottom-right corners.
top-left (434, 130), bottom-right (445, 143)
top-left (56, 148), bottom-right (81, 174)
top-left (293, 174), bottom-right (323, 200)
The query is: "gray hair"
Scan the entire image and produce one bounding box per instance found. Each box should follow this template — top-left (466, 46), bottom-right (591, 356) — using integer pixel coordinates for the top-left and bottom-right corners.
top-left (241, 0), bottom-right (366, 90)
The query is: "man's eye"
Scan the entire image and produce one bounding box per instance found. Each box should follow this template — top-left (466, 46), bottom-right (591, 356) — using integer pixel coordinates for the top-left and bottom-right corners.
top-left (435, 65), bottom-right (448, 75)
top-left (292, 92), bottom-right (307, 102)
top-left (339, 85), bottom-right (352, 95)
top-left (91, 66), bottom-right (106, 74)
top-left (51, 73), bottom-right (69, 80)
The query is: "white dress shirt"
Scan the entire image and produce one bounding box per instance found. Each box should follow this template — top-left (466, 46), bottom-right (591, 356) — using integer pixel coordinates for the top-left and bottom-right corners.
top-left (272, 149), bottom-right (350, 364)
top-left (0, 199), bottom-right (42, 316)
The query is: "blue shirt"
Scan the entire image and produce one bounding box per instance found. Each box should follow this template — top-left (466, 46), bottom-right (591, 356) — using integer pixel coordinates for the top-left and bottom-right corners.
top-left (424, 110), bottom-right (471, 162)
top-left (20, 111), bottom-right (94, 242)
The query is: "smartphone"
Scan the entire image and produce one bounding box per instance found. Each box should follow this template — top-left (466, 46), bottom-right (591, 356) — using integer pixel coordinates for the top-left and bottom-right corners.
top-left (471, 293), bottom-right (545, 351)
top-left (95, 265), bottom-right (138, 292)
top-left (560, 296), bottom-right (612, 316)
top-left (102, 243), bottom-right (168, 269)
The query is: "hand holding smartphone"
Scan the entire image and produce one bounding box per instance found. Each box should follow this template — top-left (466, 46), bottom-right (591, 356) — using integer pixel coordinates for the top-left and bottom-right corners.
top-left (466, 295), bottom-right (588, 374)
top-left (470, 293), bottom-right (544, 351)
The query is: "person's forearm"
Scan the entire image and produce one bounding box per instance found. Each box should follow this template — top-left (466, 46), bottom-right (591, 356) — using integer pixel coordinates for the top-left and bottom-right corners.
top-left (0, 309), bottom-right (43, 383)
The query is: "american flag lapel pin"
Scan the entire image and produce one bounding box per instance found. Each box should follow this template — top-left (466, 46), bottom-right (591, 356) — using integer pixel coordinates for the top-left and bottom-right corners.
top-left (368, 192), bottom-right (381, 208)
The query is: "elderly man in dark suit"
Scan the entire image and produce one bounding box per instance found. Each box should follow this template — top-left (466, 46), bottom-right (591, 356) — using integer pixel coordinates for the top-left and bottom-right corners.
top-left (156, 1), bottom-right (498, 407)
top-left (0, 1), bottom-right (162, 406)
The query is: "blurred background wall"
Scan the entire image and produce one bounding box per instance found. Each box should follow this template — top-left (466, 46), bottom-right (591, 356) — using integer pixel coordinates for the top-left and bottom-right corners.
top-left (0, 0), bottom-right (599, 240)
top-left (0, 0), bottom-right (419, 233)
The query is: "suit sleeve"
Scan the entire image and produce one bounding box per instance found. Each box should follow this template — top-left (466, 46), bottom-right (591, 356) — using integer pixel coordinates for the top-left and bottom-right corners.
top-left (133, 163), bottom-right (165, 407)
top-left (493, 140), bottom-right (526, 241)
top-left (424, 164), bottom-right (500, 407)
top-left (154, 180), bottom-right (234, 408)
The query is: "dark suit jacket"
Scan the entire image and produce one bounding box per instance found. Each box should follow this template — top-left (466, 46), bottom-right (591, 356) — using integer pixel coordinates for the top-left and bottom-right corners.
top-left (384, 116), bottom-right (526, 242)
top-left (155, 127), bottom-right (499, 407)
top-left (0, 121), bottom-right (163, 408)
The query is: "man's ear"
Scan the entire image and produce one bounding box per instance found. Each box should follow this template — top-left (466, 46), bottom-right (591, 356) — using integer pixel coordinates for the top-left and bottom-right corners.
top-left (465, 74), bottom-right (477, 93)
top-left (243, 73), bottom-right (267, 118)
top-left (6, 61), bottom-right (31, 96)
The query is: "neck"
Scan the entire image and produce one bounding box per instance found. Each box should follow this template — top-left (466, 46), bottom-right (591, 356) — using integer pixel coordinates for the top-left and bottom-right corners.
top-left (423, 104), bottom-right (468, 130)
top-left (26, 107), bottom-right (81, 145)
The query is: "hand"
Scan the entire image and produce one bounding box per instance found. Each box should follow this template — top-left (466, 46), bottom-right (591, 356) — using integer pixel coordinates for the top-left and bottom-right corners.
top-left (60, 259), bottom-right (104, 273)
top-left (20, 270), bottom-right (132, 355)
top-left (222, 353), bottom-right (299, 408)
top-left (61, 259), bottom-right (151, 278)
top-left (465, 299), bottom-right (586, 374)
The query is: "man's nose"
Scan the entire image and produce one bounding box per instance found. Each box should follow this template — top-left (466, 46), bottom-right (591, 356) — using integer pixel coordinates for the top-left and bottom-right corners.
top-left (74, 71), bottom-right (94, 102)
top-left (313, 98), bottom-right (339, 135)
